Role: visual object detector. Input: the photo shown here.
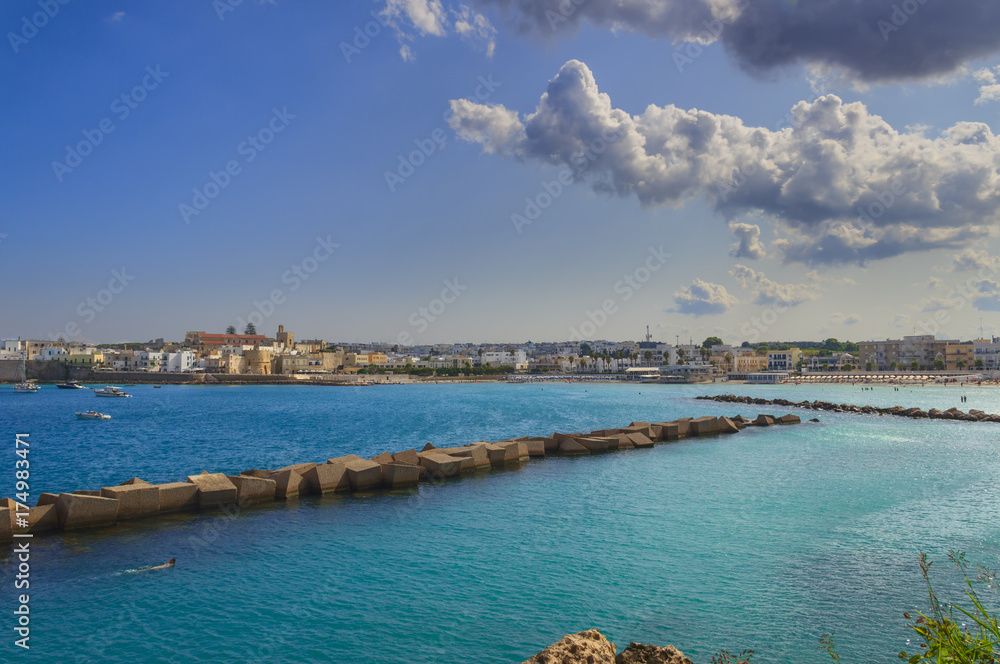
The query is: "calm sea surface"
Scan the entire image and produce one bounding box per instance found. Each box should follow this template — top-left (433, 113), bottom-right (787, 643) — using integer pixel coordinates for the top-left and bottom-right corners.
top-left (1, 381), bottom-right (998, 664)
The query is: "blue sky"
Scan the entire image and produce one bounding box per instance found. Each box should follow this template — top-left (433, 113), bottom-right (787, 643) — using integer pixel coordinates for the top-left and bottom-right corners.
top-left (2, 0), bottom-right (1000, 345)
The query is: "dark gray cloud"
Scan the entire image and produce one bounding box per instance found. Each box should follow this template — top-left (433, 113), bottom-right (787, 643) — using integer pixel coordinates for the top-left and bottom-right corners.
top-left (468, 0), bottom-right (1000, 83)
top-left (449, 60), bottom-right (1000, 265)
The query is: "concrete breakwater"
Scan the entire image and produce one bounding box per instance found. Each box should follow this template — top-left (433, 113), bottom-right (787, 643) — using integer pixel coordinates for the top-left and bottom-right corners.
top-left (522, 629), bottom-right (692, 664)
top-left (698, 394), bottom-right (1000, 422)
top-left (1, 412), bottom-right (803, 542)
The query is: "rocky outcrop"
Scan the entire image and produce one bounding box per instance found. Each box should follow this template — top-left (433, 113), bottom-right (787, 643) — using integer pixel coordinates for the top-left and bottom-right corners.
top-left (699, 394), bottom-right (1000, 423)
top-left (520, 631), bottom-right (693, 664)
top-left (521, 629), bottom-right (616, 664)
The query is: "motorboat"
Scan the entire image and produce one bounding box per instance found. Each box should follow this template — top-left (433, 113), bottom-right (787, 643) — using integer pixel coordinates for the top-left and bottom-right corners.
top-left (94, 386), bottom-right (132, 398)
top-left (76, 411), bottom-right (111, 420)
top-left (57, 381), bottom-right (88, 389)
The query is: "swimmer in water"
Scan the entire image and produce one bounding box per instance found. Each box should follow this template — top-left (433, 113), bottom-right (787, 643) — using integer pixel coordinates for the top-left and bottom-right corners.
top-left (129, 558), bottom-right (175, 573)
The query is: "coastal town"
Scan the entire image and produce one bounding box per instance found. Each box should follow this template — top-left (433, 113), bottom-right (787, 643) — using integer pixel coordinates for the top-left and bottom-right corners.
top-left (3, 323), bottom-right (999, 384)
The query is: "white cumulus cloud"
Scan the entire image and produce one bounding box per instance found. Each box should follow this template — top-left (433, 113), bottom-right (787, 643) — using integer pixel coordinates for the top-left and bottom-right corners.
top-left (729, 264), bottom-right (820, 306)
top-left (672, 279), bottom-right (738, 315)
top-left (449, 60), bottom-right (1000, 266)
top-left (729, 222), bottom-right (767, 259)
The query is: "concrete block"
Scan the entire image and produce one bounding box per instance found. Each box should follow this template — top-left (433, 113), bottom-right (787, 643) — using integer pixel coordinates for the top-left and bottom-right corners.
top-left (37, 492), bottom-right (59, 506)
top-left (327, 454), bottom-right (365, 465)
top-left (655, 422), bottom-right (680, 440)
top-left (612, 433), bottom-right (635, 450)
top-left (101, 484), bottom-right (159, 520)
top-left (155, 482), bottom-right (200, 512)
top-left (524, 439), bottom-right (547, 457)
top-left (648, 424), bottom-right (663, 441)
top-left (495, 440), bottom-right (529, 461)
top-left (382, 463), bottom-right (420, 489)
top-left (305, 462), bottom-right (350, 493)
top-left (240, 469), bottom-right (274, 479)
top-left (10, 504), bottom-right (58, 535)
top-left (447, 445), bottom-right (490, 469)
top-left (778, 414), bottom-right (801, 424)
top-left (624, 422), bottom-right (652, 438)
top-left (370, 452), bottom-right (394, 465)
top-left (73, 490), bottom-right (102, 497)
top-left (559, 438), bottom-right (590, 455)
top-left (186, 473), bottom-right (239, 507)
top-left (391, 449), bottom-right (420, 466)
top-left (674, 418), bottom-right (692, 436)
top-left (756, 414), bottom-right (775, 426)
top-left (418, 453), bottom-right (464, 478)
top-left (481, 443), bottom-right (516, 467)
top-left (719, 417), bottom-right (740, 434)
top-left (269, 469), bottom-right (308, 499)
top-left (227, 475), bottom-right (277, 504)
top-left (689, 416), bottom-right (720, 436)
top-left (56, 493), bottom-right (119, 530)
top-left (0, 508), bottom-right (10, 543)
top-left (343, 459), bottom-right (383, 490)
top-left (626, 432), bottom-right (655, 448)
top-left (421, 443), bottom-right (436, 451)
top-left (575, 437), bottom-right (612, 453)
top-left (279, 462), bottom-right (317, 476)
top-left (544, 435), bottom-right (562, 454)
top-left (117, 477), bottom-right (152, 486)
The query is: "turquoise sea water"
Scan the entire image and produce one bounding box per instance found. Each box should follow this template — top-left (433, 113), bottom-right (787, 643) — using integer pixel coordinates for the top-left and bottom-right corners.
top-left (1, 381), bottom-right (999, 663)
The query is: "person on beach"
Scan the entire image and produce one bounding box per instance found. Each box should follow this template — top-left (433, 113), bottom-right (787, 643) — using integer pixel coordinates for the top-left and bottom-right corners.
top-left (129, 558), bottom-right (175, 573)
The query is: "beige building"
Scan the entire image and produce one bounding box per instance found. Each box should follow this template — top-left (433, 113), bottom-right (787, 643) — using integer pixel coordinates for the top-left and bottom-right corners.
top-left (859, 335), bottom-right (957, 370)
top-left (944, 342), bottom-right (974, 371)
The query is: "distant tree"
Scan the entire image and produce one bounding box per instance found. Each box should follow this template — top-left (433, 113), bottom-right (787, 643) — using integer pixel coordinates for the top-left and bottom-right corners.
top-left (844, 341), bottom-right (859, 352)
top-left (975, 359), bottom-right (985, 369)
top-left (702, 336), bottom-right (723, 349)
top-left (865, 361), bottom-right (874, 372)
top-left (890, 361), bottom-right (898, 370)
top-left (756, 344), bottom-right (769, 355)
top-left (910, 360), bottom-right (919, 371)
top-left (243, 323), bottom-right (256, 335)
top-left (579, 342), bottom-right (593, 358)
top-left (934, 358), bottom-right (945, 370)
top-left (842, 363), bottom-right (854, 371)
top-left (643, 351), bottom-right (653, 365)
top-left (956, 360), bottom-right (966, 369)
top-left (822, 363), bottom-right (829, 371)
top-left (823, 338), bottom-right (840, 352)
top-left (225, 325), bottom-right (236, 335)
top-left (741, 341), bottom-right (751, 348)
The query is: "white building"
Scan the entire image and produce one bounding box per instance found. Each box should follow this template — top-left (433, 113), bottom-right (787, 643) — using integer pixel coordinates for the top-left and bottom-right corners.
top-left (37, 346), bottom-right (71, 361)
top-left (973, 338), bottom-right (1000, 370)
top-left (479, 350), bottom-right (527, 368)
top-left (164, 351), bottom-right (196, 372)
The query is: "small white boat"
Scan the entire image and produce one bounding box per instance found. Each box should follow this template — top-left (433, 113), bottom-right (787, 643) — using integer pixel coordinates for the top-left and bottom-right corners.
top-left (14, 382), bottom-right (39, 393)
top-left (94, 386), bottom-right (132, 398)
top-left (76, 411), bottom-right (111, 420)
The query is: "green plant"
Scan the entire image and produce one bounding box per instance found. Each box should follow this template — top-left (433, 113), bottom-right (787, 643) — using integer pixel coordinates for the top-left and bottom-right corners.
top-left (711, 649), bottom-right (754, 664)
top-left (899, 551), bottom-right (999, 664)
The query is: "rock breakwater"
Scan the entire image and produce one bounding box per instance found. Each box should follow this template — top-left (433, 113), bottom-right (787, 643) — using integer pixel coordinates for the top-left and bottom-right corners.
top-left (521, 629), bottom-right (692, 664)
top-left (698, 394), bottom-right (1000, 422)
top-left (2, 412), bottom-right (805, 542)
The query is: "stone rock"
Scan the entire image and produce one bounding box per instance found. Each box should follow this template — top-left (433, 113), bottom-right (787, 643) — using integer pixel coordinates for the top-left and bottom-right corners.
top-left (55, 493), bottom-right (119, 530)
top-left (100, 484), bottom-right (159, 520)
top-left (755, 414), bottom-right (775, 426)
top-left (522, 629), bottom-right (616, 664)
top-left (616, 642), bottom-right (693, 664)
top-left (689, 416), bottom-right (719, 436)
top-left (268, 469), bottom-right (308, 499)
top-left (155, 482), bottom-right (200, 512)
top-left (227, 475), bottom-right (277, 504)
top-left (809, 417), bottom-right (820, 422)
top-left (186, 473), bottom-right (238, 507)
top-left (382, 462), bottom-right (421, 489)
top-left (303, 462), bottom-right (350, 493)
top-left (778, 414), bottom-right (801, 424)
top-left (559, 438), bottom-right (590, 455)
